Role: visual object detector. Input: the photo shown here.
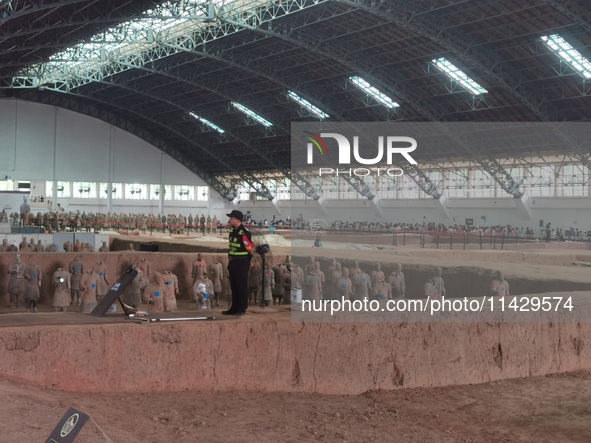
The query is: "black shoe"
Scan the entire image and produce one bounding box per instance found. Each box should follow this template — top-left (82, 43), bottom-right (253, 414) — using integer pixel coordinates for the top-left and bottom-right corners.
top-left (222, 309), bottom-right (236, 315)
top-left (234, 311), bottom-right (246, 317)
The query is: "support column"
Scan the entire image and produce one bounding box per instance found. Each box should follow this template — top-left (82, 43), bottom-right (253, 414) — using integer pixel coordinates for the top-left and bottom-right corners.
top-left (434, 195), bottom-right (450, 219)
top-left (107, 127), bottom-right (114, 213)
top-left (366, 197), bottom-right (383, 218)
top-left (272, 196), bottom-right (281, 215)
top-left (514, 193), bottom-right (533, 220)
top-left (159, 153), bottom-right (165, 215)
top-left (52, 107), bottom-right (58, 212)
top-left (316, 196), bottom-right (328, 217)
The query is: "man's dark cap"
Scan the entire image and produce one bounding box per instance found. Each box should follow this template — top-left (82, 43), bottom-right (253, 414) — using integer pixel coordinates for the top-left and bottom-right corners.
top-left (226, 210), bottom-right (244, 221)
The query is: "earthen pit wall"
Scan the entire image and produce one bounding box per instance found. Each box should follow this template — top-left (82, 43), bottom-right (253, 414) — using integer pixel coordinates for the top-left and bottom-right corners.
top-left (0, 320), bottom-right (589, 394)
top-left (0, 253), bottom-right (287, 306)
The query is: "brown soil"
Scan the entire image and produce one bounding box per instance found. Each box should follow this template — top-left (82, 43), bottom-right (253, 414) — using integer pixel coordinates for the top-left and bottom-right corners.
top-left (2, 371), bottom-right (590, 443)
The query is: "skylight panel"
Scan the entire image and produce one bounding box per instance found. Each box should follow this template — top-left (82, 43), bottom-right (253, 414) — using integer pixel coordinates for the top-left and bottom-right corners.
top-left (540, 34), bottom-right (591, 79)
top-left (349, 76), bottom-right (400, 109)
top-left (16, 0), bottom-right (219, 83)
top-left (231, 102), bottom-right (273, 127)
top-left (286, 90), bottom-right (329, 119)
top-left (431, 58), bottom-right (488, 95)
top-left (189, 111), bottom-right (225, 134)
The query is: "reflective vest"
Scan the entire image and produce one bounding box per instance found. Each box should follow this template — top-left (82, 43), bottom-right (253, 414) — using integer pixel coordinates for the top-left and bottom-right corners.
top-left (228, 225), bottom-right (253, 256)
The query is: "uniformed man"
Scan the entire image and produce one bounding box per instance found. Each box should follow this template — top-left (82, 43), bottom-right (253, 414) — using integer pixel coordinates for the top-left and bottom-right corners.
top-left (223, 210), bottom-right (254, 316)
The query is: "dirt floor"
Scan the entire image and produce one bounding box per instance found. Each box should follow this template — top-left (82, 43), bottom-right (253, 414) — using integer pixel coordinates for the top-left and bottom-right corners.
top-left (1, 370), bottom-right (590, 443)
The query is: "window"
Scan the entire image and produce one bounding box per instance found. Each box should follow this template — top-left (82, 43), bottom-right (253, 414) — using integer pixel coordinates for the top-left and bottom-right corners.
top-left (276, 180), bottom-right (290, 200)
top-left (73, 182), bottom-right (97, 198)
top-left (56, 181), bottom-right (71, 198)
top-left (0, 181), bottom-right (16, 191)
top-left (471, 170), bottom-right (495, 198)
top-left (175, 185), bottom-right (195, 201)
top-left (398, 175), bottom-right (420, 199)
top-left (149, 184), bottom-right (172, 200)
top-left (125, 183), bottom-right (147, 200)
top-left (99, 182), bottom-right (122, 199)
top-left (149, 184), bottom-right (160, 200)
top-left (196, 186), bottom-right (209, 201)
top-left (237, 181), bottom-right (251, 201)
top-left (445, 169), bottom-right (469, 198)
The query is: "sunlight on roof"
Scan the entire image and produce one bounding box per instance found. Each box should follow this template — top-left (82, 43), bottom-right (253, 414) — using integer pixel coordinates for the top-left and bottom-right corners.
top-left (431, 58), bottom-right (488, 95)
top-left (540, 34), bottom-right (591, 80)
top-left (231, 102), bottom-right (273, 127)
top-left (286, 90), bottom-right (329, 119)
top-left (349, 76), bottom-right (400, 109)
top-left (189, 111), bottom-right (225, 133)
top-left (16, 0), bottom-right (270, 84)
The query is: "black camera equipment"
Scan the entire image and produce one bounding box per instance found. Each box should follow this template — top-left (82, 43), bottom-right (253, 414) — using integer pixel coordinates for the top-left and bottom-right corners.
top-left (256, 243), bottom-right (270, 307)
top-left (256, 244), bottom-right (270, 254)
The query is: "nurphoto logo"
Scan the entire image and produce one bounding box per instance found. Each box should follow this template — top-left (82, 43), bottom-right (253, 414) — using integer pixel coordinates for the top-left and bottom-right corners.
top-left (304, 132), bottom-right (418, 177)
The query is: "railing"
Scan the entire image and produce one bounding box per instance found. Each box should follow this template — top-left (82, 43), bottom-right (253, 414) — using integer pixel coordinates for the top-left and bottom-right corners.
top-left (390, 230), bottom-right (590, 249)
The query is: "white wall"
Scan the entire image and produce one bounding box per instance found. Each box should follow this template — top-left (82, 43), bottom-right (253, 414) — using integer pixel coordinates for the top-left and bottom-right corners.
top-left (0, 99), bottom-right (205, 186)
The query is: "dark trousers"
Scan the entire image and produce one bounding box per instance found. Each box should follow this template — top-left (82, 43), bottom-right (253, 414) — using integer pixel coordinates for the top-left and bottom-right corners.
top-left (228, 257), bottom-right (251, 312)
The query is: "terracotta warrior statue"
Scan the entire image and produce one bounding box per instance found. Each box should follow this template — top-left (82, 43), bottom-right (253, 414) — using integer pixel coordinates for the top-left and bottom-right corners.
top-left (371, 263), bottom-right (385, 286)
top-left (121, 265), bottom-right (143, 308)
top-left (138, 258), bottom-right (151, 278)
top-left (281, 264), bottom-right (292, 305)
top-left (335, 267), bottom-right (354, 301)
top-left (80, 270), bottom-right (101, 313)
top-left (69, 256), bottom-right (85, 306)
top-left (146, 272), bottom-right (167, 313)
top-left (272, 262), bottom-right (287, 305)
top-left (7, 254), bottom-right (26, 308)
top-left (35, 240), bottom-right (44, 253)
top-left (432, 267), bottom-right (446, 297)
top-left (260, 260), bottom-right (275, 307)
top-left (329, 262), bottom-right (343, 301)
top-left (248, 256), bottom-right (261, 305)
top-left (352, 268), bottom-right (372, 302)
top-left (24, 260), bottom-right (42, 312)
top-left (207, 258), bottom-right (224, 308)
top-left (163, 271), bottom-right (179, 312)
top-left (191, 253), bottom-right (207, 285)
top-left (193, 274), bottom-right (214, 310)
top-left (303, 265), bottom-right (322, 303)
top-left (52, 267), bottom-right (71, 312)
top-left (92, 261), bottom-right (109, 300)
top-left (490, 271), bottom-right (510, 297)
top-left (373, 279), bottom-right (392, 301)
top-left (387, 264), bottom-right (406, 299)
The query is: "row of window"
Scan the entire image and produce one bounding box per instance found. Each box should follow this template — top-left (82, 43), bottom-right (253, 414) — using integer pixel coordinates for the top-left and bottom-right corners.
top-left (2, 164), bottom-right (587, 202)
top-left (290, 165), bottom-right (589, 199)
top-left (44, 182), bottom-right (209, 201)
